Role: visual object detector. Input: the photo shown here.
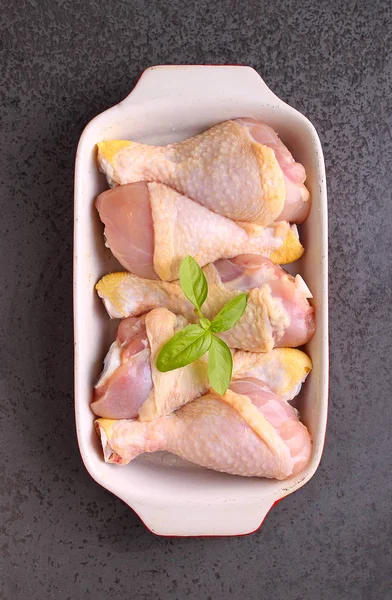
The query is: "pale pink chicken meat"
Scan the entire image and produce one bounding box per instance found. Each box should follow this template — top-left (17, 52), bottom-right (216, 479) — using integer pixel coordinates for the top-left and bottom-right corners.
top-left (96, 255), bottom-right (315, 352)
top-left (235, 119), bottom-right (310, 223)
top-left (91, 317), bottom-right (153, 419)
top-left (97, 119), bottom-right (310, 226)
top-left (96, 182), bottom-right (304, 282)
top-left (95, 377), bottom-right (312, 480)
top-left (213, 255), bottom-right (315, 348)
top-left (96, 182), bottom-right (156, 279)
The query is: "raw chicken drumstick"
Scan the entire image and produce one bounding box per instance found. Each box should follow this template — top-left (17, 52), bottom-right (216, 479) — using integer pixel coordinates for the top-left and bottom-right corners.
top-left (96, 182), bottom-right (304, 281)
top-left (95, 377), bottom-right (312, 480)
top-left (91, 308), bottom-right (312, 421)
top-left (97, 119), bottom-right (310, 227)
top-left (96, 255), bottom-right (315, 352)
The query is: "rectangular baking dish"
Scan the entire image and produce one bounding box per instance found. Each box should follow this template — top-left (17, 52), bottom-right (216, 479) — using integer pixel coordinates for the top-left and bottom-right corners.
top-left (74, 65), bottom-right (328, 537)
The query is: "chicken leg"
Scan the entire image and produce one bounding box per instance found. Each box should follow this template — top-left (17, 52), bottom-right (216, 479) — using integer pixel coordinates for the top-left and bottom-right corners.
top-left (95, 377), bottom-right (312, 480)
top-left (97, 119), bottom-right (310, 226)
top-left (96, 255), bottom-right (315, 352)
top-left (91, 308), bottom-right (312, 421)
top-left (96, 182), bottom-right (303, 281)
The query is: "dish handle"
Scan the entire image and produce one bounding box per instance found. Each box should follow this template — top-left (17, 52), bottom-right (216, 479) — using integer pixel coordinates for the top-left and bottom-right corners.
top-left (130, 497), bottom-right (278, 537)
top-left (120, 64), bottom-right (286, 108)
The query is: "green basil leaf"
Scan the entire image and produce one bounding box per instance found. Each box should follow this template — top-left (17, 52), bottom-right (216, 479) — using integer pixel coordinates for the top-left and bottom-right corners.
top-left (208, 336), bottom-right (233, 396)
top-left (156, 324), bottom-right (212, 372)
top-left (179, 256), bottom-right (208, 311)
top-left (199, 317), bottom-right (211, 331)
top-left (210, 293), bottom-right (248, 333)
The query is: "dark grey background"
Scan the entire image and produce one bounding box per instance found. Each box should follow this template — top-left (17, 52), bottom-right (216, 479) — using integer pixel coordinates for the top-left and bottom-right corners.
top-left (1, 0), bottom-right (391, 598)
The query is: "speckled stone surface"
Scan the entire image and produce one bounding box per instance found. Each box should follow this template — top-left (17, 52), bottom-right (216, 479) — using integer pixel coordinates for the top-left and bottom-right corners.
top-left (1, 0), bottom-right (392, 598)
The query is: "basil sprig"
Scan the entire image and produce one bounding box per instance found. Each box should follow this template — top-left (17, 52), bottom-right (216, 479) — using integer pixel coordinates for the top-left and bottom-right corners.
top-left (208, 336), bottom-right (233, 397)
top-left (179, 254), bottom-right (208, 317)
top-left (156, 325), bottom-right (212, 372)
top-left (156, 256), bottom-right (247, 395)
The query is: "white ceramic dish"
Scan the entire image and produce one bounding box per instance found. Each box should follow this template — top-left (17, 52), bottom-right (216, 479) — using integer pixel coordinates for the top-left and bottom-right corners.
top-left (74, 65), bottom-right (328, 537)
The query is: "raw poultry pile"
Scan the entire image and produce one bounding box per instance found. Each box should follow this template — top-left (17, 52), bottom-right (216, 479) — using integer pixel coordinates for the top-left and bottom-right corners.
top-left (92, 118), bottom-right (315, 480)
